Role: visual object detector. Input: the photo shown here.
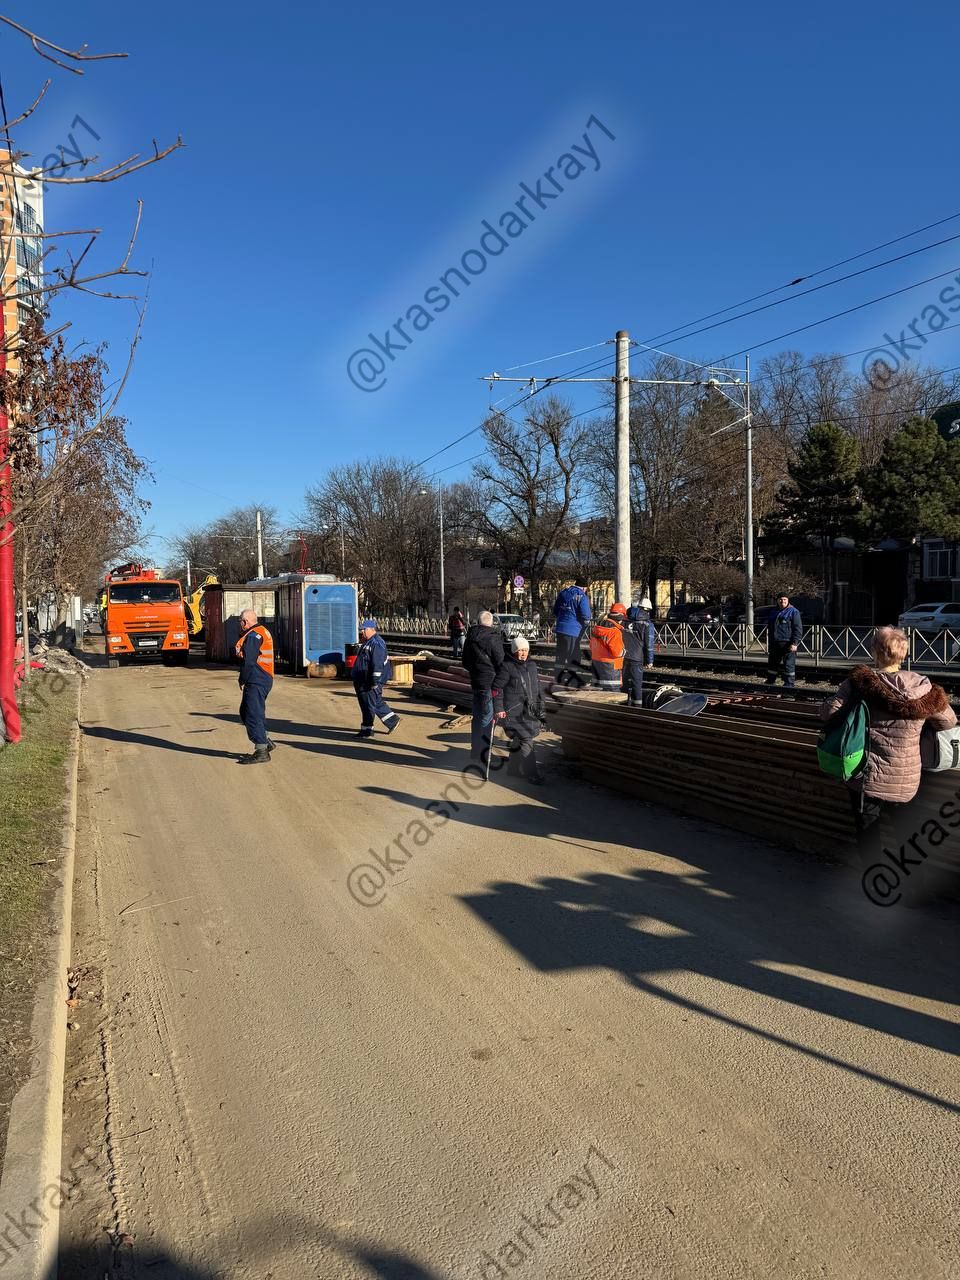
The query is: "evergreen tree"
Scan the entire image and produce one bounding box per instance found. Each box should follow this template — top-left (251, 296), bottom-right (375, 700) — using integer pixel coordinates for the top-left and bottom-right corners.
top-left (859, 416), bottom-right (960, 541)
top-left (765, 422), bottom-right (861, 614)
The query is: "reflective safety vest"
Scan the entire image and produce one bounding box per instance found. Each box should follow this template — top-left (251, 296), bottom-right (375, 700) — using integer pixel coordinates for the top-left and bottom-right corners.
top-left (590, 621), bottom-right (624, 670)
top-left (236, 624), bottom-right (274, 677)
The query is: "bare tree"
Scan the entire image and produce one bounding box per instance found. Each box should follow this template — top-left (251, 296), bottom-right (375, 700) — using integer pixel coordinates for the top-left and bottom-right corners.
top-left (0, 16), bottom-right (180, 739)
top-left (302, 459), bottom-right (439, 613)
top-left (469, 395), bottom-right (589, 611)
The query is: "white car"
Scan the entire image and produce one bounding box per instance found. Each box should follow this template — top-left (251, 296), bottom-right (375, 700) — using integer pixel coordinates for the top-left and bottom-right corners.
top-left (491, 612), bottom-right (538, 641)
top-left (898, 602), bottom-right (960, 634)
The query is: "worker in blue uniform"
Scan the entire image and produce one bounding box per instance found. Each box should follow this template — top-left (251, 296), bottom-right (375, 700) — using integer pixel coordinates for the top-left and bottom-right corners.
top-left (236, 608), bottom-right (275, 765)
top-left (353, 619), bottom-right (400, 738)
top-left (766, 593), bottom-right (803, 688)
top-left (552, 577), bottom-right (592, 684)
top-left (623, 597), bottom-right (656, 706)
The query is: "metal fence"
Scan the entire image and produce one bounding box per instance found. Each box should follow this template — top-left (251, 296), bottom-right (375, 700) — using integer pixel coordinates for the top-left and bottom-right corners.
top-left (654, 623), bottom-right (959, 667)
top-left (381, 616), bottom-right (960, 668)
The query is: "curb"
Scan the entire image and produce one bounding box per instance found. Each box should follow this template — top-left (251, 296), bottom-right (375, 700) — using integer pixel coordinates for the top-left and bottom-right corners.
top-left (0, 681), bottom-right (81, 1279)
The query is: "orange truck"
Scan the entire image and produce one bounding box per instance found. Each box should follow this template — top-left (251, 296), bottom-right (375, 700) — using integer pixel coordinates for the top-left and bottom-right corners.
top-left (103, 563), bottom-right (190, 668)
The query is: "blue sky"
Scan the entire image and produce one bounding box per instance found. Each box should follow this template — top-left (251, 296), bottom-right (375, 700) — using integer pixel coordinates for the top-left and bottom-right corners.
top-left (7, 1), bottom-right (960, 550)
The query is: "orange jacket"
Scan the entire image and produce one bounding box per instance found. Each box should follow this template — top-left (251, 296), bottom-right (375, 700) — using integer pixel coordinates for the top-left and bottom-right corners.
top-left (236, 624), bottom-right (275, 678)
top-left (590, 621), bottom-right (624, 669)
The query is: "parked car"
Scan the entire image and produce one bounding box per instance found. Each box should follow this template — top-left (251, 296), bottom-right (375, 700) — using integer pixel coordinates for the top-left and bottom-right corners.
top-left (665, 602), bottom-right (738, 627)
top-left (898, 601), bottom-right (960, 634)
top-left (664, 603), bottom-right (701, 625)
top-left (491, 612), bottom-right (538, 642)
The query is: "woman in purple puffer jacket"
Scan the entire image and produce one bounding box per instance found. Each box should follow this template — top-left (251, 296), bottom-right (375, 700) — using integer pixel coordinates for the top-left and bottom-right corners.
top-left (822, 625), bottom-right (956, 835)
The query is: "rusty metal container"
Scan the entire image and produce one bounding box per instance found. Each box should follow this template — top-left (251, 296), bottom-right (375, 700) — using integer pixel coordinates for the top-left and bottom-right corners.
top-left (203, 585), bottom-right (277, 663)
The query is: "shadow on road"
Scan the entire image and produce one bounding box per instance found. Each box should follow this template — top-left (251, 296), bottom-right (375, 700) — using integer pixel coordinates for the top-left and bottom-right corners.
top-left (80, 724), bottom-right (239, 760)
top-left (361, 781), bottom-right (960, 1114)
top-left (54, 1222), bottom-right (450, 1278)
top-left (189, 712), bottom-right (452, 765)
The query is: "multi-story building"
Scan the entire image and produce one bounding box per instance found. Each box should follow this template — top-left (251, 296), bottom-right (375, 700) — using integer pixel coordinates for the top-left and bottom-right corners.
top-left (0, 150), bottom-right (44, 367)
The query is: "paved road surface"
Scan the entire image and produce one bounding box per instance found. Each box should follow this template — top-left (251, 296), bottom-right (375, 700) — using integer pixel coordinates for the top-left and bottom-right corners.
top-left (59, 659), bottom-right (959, 1279)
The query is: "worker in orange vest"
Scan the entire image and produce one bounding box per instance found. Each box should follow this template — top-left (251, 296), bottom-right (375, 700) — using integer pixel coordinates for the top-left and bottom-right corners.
top-left (235, 608), bottom-right (275, 765)
top-left (590, 603), bottom-right (626, 691)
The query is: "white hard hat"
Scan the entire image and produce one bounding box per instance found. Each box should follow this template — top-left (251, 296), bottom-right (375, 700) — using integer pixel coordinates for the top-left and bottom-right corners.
top-left (639, 597), bottom-right (653, 610)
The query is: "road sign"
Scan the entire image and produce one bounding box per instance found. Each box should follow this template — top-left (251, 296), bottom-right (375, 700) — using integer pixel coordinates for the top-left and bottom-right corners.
top-left (513, 575), bottom-right (525, 588)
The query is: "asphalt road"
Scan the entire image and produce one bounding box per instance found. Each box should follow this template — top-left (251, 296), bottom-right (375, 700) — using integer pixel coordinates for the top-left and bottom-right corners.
top-left (59, 658), bottom-right (959, 1279)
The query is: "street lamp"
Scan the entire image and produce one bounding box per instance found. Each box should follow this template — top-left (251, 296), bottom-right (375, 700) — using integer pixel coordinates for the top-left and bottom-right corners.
top-left (420, 478), bottom-right (445, 616)
top-left (707, 355), bottom-right (754, 630)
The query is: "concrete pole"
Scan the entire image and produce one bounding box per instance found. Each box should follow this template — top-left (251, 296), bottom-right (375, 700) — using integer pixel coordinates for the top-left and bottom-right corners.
top-left (186, 558), bottom-right (192, 590)
top-left (255, 509), bottom-right (265, 579)
top-left (438, 479), bottom-right (445, 617)
top-left (615, 330), bottom-right (631, 604)
top-left (339, 515), bottom-right (346, 578)
top-left (744, 353), bottom-right (754, 631)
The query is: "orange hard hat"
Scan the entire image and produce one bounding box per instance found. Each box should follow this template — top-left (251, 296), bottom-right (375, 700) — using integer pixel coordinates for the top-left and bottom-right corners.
top-left (609, 602), bottom-right (628, 616)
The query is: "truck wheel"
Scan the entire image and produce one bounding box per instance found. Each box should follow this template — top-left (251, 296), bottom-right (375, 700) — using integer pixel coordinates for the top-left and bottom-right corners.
top-left (107, 657), bottom-right (119, 669)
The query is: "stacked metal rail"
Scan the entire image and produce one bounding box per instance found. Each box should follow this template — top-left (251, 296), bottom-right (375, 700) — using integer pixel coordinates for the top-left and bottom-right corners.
top-left (552, 692), bottom-right (856, 853)
top-left (412, 656), bottom-right (555, 710)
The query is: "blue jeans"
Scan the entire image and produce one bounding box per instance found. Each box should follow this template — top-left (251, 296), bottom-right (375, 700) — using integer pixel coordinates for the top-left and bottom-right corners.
top-left (451, 633), bottom-right (464, 660)
top-left (471, 688), bottom-right (493, 761)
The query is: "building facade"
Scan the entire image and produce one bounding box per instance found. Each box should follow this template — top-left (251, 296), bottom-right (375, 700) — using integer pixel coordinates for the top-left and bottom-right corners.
top-left (0, 151), bottom-right (44, 366)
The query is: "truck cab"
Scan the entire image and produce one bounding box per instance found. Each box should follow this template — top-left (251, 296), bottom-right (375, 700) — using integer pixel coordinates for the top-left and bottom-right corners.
top-left (103, 564), bottom-right (190, 667)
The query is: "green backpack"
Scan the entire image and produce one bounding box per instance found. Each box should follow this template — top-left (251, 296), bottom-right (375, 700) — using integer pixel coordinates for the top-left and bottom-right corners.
top-left (817, 697), bottom-right (870, 781)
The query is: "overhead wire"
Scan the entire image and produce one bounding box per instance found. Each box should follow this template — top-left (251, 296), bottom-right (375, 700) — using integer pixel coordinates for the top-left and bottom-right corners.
top-left (641, 208), bottom-right (960, 346)
top-left (417, 209), bottom-right (960, 472)
top-left (416, 348), bottom-right (616, 467)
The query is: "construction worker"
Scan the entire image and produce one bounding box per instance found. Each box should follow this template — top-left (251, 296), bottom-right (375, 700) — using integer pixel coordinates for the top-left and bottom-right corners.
top-left (236, 608), bottom-right (275, 765)
top-left (552, 577), bottom-right (592, 684)
top-left (353, 619), bottom-right (400, 738)
top-left (623, 597), bottom-right (656, 706)
top-left (766, 593), bottom-right (803, 689)
top-left (590, 603), bottom-right (626, 691)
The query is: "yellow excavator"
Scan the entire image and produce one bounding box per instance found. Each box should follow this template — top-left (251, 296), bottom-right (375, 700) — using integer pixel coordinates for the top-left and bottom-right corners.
top-left (183, 573), bottom-right (218, 637)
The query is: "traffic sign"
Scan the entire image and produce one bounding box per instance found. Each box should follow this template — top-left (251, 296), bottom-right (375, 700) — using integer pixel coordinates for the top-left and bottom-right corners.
top-left (513, 575), bottom-right (525, 588)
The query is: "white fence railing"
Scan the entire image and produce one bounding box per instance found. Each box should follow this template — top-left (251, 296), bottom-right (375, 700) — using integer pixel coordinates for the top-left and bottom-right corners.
top-left (381, 618), bottom-right (960, 667)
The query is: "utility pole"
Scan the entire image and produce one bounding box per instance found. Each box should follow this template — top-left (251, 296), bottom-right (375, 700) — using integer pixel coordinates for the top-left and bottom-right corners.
top-left (744, 353), bottom-right (754, 631)
top-left (437, 478), bottom-right (446, 617)
top-left (339, 513), bottom-right (346, 578)
top-left (615, 330), bottom-right (631, 604)
top-left (186, 558), bottom-right (192, 590)
top-left (485, 333), bottom-right (751, 615)
top-left (255, 509), bottom-right (264, 579)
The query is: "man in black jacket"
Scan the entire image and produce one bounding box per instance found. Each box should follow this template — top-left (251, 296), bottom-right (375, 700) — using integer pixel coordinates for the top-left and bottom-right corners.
top-left (492, 636), bottom-right (545, 784)
top-left (461, 609), bottom-right (505, 764)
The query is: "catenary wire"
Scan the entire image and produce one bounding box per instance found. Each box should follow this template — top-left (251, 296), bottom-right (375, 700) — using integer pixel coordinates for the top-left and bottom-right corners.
top-left (641, 208), bottom-right (960, 346)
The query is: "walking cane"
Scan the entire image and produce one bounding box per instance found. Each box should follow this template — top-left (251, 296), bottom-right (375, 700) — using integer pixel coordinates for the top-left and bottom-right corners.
top-left (485, 716), bottom-right (498, 782)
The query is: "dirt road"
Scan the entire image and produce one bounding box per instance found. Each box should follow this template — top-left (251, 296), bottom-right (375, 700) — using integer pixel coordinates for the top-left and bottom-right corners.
top-left (59, 659), bottom-right (959, 1279)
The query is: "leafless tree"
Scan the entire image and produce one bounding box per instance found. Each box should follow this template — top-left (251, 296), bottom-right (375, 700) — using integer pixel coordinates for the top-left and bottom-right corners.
top-left (468, 395), bottom-right (589, 611)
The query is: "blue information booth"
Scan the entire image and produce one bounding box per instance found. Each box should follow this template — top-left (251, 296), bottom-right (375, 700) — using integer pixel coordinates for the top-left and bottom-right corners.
top-left (270, 575), bottom-right (359, 673)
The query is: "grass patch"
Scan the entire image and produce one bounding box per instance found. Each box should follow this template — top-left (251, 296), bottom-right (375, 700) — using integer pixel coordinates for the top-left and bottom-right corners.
top-left (0, 672), bottom-right (78, 1166)
top-left (0, 673), bottom-right (78, 945)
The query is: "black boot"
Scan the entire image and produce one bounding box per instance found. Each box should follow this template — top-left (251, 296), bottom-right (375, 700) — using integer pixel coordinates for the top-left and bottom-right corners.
top-left (238, 744), bottom-right (271, 765)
